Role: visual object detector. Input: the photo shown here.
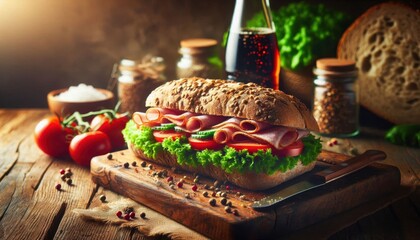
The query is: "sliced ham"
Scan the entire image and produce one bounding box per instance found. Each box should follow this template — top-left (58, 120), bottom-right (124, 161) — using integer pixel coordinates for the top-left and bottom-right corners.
top-left (145, 108), bottom-right (179, 122)
top-left (186, 115), bottom-right (228, 132)
top-left (239, 120), bottom-right (272, 133)
top-left (214, 127), bottom-right (240, 144)
top-left (212, 117), bottom-right (242, 129)
top-left (296, 129), bottom-right (309, 140)
top-left (163, 111), bottom-right (197, 126)
top-left (232, 127), bottom-right (298, 149)
top-left (132, 112), bottom-right (160, 127)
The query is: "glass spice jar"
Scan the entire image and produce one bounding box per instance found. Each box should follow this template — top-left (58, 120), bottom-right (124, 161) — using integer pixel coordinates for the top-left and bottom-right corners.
top-left (176, 38), bottom-right (223, 79)
top-left (312, 58), bottom-right (359, 137)
top-left (117, 56), bottom-right (166, 114)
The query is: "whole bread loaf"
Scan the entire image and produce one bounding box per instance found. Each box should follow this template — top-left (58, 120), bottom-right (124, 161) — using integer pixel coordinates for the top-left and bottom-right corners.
top-left (146, 77), bottom-right (319, 131)
top-left (338, 3), bottom-right (420, 124)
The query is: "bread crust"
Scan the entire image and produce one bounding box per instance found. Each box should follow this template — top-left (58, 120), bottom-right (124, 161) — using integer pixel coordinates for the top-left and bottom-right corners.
top-left (146, 78), bottom-right (319, 132)
top-left (129, 143), bottom-right (316, 191)
top-left (338, 3), bottom-right (420, 124)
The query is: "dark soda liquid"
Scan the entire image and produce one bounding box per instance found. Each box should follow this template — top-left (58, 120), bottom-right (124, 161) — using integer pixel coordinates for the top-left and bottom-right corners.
top-left (225, 28), bottom-right (280, 89)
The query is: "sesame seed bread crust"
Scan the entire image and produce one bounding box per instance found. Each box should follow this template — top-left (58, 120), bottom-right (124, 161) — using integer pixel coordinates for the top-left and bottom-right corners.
top-left (338, 3), bottom-right (420, 124)
top-left (145, 77), bottom-right (319, 131)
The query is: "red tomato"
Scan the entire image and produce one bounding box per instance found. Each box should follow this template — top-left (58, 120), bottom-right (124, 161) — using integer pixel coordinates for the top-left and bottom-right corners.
top-left (227, 140), bottom-right (304, 158)
top-left (274, 140), bottom-right (304, 158)
top-left (153, 130), bottom-right (186, 143)
top-left (34, 117), bottom-right (75, 157)
top-left (188, 137), bottom-right (224, 151)
top-left (90, 114), bottom-right (129, 150)
top-left (227, 142), bottom-right (271, 154)
top-left (69, 131), bottom-right (111, 167)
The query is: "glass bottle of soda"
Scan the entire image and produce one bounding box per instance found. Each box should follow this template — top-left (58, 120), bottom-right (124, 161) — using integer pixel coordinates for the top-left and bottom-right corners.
top-left (225, 0), bottom-right (280, 90)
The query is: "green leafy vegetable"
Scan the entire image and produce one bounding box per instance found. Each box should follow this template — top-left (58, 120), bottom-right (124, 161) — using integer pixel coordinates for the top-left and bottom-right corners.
top-left (223, 2), bottom-right (350, 71)
top-left (385, 124), bottom-right (420, 147)
top-left (123, 120), bottom-right (322, 174)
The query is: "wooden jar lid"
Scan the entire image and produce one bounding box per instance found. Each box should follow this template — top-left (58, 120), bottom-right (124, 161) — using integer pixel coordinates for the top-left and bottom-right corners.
top-left (316, 58), bottom-right (356, 72)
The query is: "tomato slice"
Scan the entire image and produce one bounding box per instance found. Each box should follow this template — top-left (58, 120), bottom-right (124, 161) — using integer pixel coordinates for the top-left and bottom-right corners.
top-left (153, 130), bottom-right (186, 142)
top-left (274, 140), bottom-right (304, 158)
top-left (188, 137), bottom-right (224, 151)
top-left (227, 142), bottom-right (271, 154)
top-left (227, 140), bottom-right (304, 158)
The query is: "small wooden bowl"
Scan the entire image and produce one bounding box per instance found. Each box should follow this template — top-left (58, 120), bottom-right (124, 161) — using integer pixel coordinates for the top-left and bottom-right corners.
top-left (47, 88), bottom-right (115, 118)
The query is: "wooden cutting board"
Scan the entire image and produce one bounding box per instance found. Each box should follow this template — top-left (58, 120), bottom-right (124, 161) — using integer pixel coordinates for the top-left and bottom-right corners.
top-left (90, 149), bottom-right (401, 239)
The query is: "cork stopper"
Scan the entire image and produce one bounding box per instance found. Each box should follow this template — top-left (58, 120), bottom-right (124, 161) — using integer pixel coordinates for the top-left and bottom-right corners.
top-left (316, 58), bottom-right (356, 72)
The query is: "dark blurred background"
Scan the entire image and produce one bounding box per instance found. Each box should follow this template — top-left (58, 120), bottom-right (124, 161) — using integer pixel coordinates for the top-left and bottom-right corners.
top-left (0, 0), bottom-right (417, 111)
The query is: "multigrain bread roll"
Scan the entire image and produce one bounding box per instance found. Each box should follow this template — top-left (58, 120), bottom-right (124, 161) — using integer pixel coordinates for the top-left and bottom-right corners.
top-left (338, 3), bottom-right (420, 124)
top-left (146, 77), bottom-right (319, 131)
top-left (124, 78), bottom-right (322, 191)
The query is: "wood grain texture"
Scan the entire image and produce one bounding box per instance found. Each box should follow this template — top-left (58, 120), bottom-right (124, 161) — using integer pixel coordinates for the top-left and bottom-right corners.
top-left (0, 109), bottom-right (419, 239)
top-left (90, 149), bottom-right (401, 239)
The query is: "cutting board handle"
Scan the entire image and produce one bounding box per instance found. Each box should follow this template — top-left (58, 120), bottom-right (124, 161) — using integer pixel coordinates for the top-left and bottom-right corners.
top-left (314, 150), bottom-right (387, 183)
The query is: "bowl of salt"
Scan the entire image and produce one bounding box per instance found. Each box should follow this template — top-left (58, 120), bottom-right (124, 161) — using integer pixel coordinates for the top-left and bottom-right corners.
top-left (47, 84), bottom-right (115, 118)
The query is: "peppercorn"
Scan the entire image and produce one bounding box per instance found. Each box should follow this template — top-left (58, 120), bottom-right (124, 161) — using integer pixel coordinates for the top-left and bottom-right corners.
top-left (140, 161), bottom-right (147, 167)
top-left (123, 207), bottom-right (134, 214)
top-left (177, 181), bottom-right (183, 188)
top-left (99, 195), bottom-right (106, 202)
top-left (123, 162), bottom-right (130, 168)
top-left (63, 172), bottom-right (72, 179)
top-left (140, 212), bottom-right (146, 219)
top-left (66, 178), bottom-right (73, 186)
top-left (227, 201), bottom-right (232, 207)
top-left (129, 211), bottom-right (136, 218)
top-left (59, 169), bottom-right (65, 175)
top-left (203, 184), bottom-right (210, 190)
top-left (209, 198), bottom-right (216, 206)
top-left (213, 180), bottom-right (220, 187)
top-left (66, 168), bottom-right (72, 173)
top-left (55, 183), bottom-right (62, 191)
top-left (148, 163), bottom-right (153, 169)
top-left (192, 184), bottom-right (198, 192)
top-left (202, 191), bottom-right (209, 197)
top-left (166, 176), bottom-right (173, 182)
top-left (225, 185), bottom-right (231, 191)
top-left (211, 192), bottom-right (217, 197)
top-left (61, 175), bottom-right (67, 181)
top-left (193, 177), bottom-right (199, 183)
top-left (221, 192), bottom-right (227, 198)
top-left (131, 161), bottom-right (137, 167)
top-left (220, 198), bottom-right (228, 206)
top-left (107, 153), bottom-right (113, 160)
top-left (124, 214), bottom-right (131, 220)
top-left (232, 209), bottom-right (239, 216)
top-left (224, 206), bottom-right (231, 213)
top-left (116, 211), bottom-right (123, 218)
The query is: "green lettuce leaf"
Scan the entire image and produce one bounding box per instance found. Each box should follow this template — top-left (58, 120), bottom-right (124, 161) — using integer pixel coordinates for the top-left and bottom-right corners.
top-left (123, 120), bottom-right (322, 175)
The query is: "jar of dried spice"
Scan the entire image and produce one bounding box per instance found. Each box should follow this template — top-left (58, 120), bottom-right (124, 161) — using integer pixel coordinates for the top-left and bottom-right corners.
top-left (117, 56), bottom-right (166, 114)
top-left (312, 58), bottom-right (359, 137)
top-left (176, 38), bottom-right (223, 79)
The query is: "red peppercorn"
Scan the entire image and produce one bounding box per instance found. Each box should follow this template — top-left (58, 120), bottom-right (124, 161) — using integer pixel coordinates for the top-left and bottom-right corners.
top-left (129, 211), bottom-right (136, 218)
top-left (192, 184), bottom-right (198, 192)
top-left (226, 185), bottom-right (230, 191)
top-left (166, 176), bottom-right (173, 182)
top-left (55, 183), bottom-right (62, 191)
top-left (116, 211), bottom-right (123, 218)
top-left (59, 169), bottom-right (65, 175)
top-left (177, 181), bottom-right (183, 188)
top-left (124, 214), bottom-right (131, 220)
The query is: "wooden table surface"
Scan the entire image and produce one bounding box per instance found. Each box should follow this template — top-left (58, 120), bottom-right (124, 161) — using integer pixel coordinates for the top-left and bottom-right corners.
top-left (0, 109), bottom-right (419, 240)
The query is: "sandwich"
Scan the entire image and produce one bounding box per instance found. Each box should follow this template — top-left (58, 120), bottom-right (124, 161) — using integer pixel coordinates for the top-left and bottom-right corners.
top-left (122, 77), bottom-right (322, 190)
